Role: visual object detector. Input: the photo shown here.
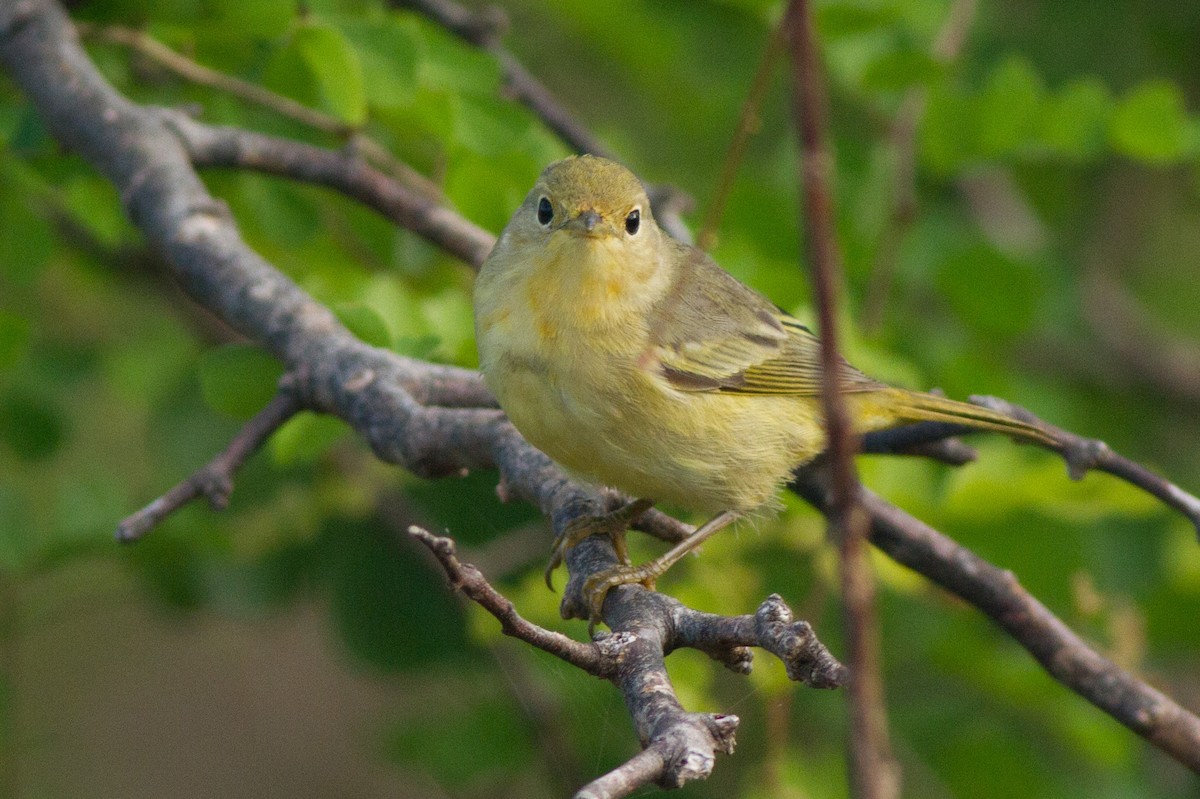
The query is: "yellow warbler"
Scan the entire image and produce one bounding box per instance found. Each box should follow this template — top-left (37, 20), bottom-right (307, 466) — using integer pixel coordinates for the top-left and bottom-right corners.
top-left (473, 155), bottom-right (1054, 621)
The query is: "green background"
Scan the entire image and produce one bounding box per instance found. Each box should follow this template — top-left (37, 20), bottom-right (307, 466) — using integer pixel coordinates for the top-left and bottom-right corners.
top-left (1, 0), bottom-right (1199, 796)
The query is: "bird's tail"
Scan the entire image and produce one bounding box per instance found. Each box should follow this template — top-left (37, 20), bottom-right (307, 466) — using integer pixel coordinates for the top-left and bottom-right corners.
top-left (871, 387), bottom-right (1060, 449)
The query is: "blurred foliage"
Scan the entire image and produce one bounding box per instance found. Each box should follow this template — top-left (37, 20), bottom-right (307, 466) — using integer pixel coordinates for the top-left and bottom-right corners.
top-left (1, 0), bottom-right (1200, 796)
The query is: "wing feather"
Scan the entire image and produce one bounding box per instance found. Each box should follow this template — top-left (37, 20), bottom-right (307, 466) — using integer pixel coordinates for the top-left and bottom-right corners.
top-left (646, 243), bottom-right (884, 397)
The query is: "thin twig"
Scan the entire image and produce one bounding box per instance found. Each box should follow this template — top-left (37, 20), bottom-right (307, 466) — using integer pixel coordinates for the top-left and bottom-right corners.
top-left (394, 0), bottom-right (609, 157)
top-left (408, 526), bottom-right (621, 674)
top-left (81, 23), bottom-right (443, 200)
top-left (116, 387), bottom-right (302, 541)
top-left (862, 403), bottom-right (1200, 537)
top-left (698, 16), bottom-right (789, 251)
top-left (785, 2), bottom-right (897, 797)
top-left (395, 0), bottom-right (696, 242)
top-left (969, 395), bottom-right (1200, 537)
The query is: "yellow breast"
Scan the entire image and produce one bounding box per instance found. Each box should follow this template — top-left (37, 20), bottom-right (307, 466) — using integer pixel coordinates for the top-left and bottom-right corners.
top-left (474, 232), bottom-right (824, 515)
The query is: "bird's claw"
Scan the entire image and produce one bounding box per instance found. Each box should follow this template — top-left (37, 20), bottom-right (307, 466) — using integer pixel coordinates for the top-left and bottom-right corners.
top-left (582, 563), bottom-right (659, 632)
top-left (543, 499), bottom-right (654, 590)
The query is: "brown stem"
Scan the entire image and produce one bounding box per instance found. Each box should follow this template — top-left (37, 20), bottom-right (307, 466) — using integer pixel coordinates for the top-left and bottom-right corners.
top-left (408, 526), bottom-right (619, 674)
top-left (785, 2), bottom-right (898, 797)
top-left (968, 395), bottom-right (1200, 537)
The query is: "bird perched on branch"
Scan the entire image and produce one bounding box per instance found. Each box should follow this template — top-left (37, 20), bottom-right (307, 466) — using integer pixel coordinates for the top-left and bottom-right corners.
top-left (473, 155), bottom-right (1057, 623)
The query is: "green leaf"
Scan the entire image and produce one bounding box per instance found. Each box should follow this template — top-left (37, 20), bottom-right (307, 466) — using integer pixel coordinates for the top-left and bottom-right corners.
top-left (392, 334), bottom-right (441, 360)
top-left (1110, 80), bottom-right (1188, 163)
top-left (234, 174), bottom-right (322, 249)
top-left (270, 411), bottom-right (350, 465)
top-left (204, 0), bottom-right (297, 38)
top-left (934, 244), bottom-right (1042, 338)
top-left (405, 469), bottom-right (541, 547)
top-left (451, 95), bottom-right (534, 157)
top-left (333, 303), bottom-right (392, 348)
top-left (0, 484), bottom-right (34, 571)
top-left (384, 695), bottom-right (533, 788)
top-left (817, 3), bottom-right (901, 38)
top-left (861, 48), bottom-right (943, 93)
top-left (977, 56), bottom-right (1044, 156)
top-left (412, 17), bottom-right (502, 97)
top-left (920, 87), bottom-right (978, 174)
top-left (293, 23), bottom-right (368, 125)
top-left (197, 344), bottom-right (284, 420)
top-left (418, 288), bottom-right (475, 364)
top-left (337, 16), bottom-right (421, 110)
top-left (0, 180), bottom-right (53, 286)
top-left (1039, 78), bottom-right (1112, 158)
top-left (0, 387), bottom-right (64, 461)
top-left (0, 311), bottom-right (30, 370)
top-left (61, 176), bottom-right (133, 249)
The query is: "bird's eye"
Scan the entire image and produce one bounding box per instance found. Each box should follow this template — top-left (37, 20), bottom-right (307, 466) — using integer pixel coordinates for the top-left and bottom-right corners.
top-left (537, 197), bottom-right (554, 226)
top-left (625, 208), bottom-right (641, 235)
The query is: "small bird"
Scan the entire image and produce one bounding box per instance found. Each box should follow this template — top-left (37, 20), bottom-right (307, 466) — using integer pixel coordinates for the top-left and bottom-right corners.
top-left (473, 155), bottom-right (1055, 622)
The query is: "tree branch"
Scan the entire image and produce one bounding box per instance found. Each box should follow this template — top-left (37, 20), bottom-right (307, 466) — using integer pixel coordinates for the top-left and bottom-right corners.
top-left (116, 385), bottom-right (302, 541)
top-left (791, 470), bottom-right (1200, 773)
top-left (166, 111), bottom-right (496, 268)
top-left (408, 526), bottom-right (622, 675)
top-left (968, 395), bottom-right (1200, 537)
top-left (81, 22), bottom-right (443, 199)
top-left (0, 6), bottom-right (840, 794)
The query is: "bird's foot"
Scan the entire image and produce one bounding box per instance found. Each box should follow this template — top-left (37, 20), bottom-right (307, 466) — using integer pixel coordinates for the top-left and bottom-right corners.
top-left (544, 498), bottom-right (655, 590)
top-left (581, 510), bottom-right (739, 630)
top-left (582, 559), bottom-right (669, 630)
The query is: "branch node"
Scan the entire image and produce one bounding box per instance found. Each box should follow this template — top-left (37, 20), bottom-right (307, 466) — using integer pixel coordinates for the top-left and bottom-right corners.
top-left (703, 713), bottom-right (740, 754)
top-left (592, 630), bottom-right (637, 662)
top-left (408, 524), bottom-right (456, 559)
top-left (1063, 437), bottom-right (1111, 482)
top-left (756, 594), bottom-right (848, 688)
top-left (198, 469), bottom-right (234, 510)
top-left (0, 2), bottom-right (38, 39)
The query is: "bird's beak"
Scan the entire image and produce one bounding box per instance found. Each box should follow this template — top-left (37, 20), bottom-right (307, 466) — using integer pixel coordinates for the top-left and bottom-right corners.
top-left (566, 209), bottom-right (606, 236)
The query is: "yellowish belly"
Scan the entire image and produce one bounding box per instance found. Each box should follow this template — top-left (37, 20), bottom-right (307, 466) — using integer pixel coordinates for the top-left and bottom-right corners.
top-left (486, 356), bottom-right (825, 515)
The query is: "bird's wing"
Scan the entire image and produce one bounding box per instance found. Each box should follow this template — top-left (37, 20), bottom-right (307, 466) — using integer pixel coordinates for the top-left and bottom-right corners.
top-left (645, 243), bottom-right (884, 396)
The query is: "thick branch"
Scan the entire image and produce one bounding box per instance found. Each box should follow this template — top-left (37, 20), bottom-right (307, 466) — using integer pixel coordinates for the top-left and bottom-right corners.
top-left (0, 12), bottom-right (840, 796)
